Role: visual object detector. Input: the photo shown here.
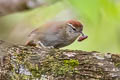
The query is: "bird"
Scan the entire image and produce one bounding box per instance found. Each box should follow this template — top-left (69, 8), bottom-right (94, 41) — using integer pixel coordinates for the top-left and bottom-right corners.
top-left (25, 20), bottom-right (88, 48)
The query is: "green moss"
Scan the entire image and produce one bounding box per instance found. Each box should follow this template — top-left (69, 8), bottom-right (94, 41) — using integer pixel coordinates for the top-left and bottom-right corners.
top-left (56, 59), bottom-right (79, 76)
top-left (63, 59), bottom-right (79, 67)
top-left (10, 48), bottom-right (80, 79)
top-left (115, 62), bottom-right (120, 67)
top-left (111, 54), bottom-right (120, 68)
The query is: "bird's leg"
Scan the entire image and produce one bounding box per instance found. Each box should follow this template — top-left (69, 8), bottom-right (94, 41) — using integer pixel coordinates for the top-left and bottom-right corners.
top-left (36, 41), bottom-right (54, 49)
top-left (0, 56), bottom-right (4, 67)
top-left (36, 41), bottom-right (46, 48)
top-left (46, 46), bottom-right (54, 49)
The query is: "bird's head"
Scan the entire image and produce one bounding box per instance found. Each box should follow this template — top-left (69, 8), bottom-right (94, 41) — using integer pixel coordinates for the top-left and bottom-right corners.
top-left (65, 20), bottom-right (88, 41)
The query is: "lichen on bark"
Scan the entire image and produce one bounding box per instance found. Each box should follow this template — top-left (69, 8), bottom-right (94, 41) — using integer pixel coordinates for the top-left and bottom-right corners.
top-left (0, 40), bottom-right (120, 80)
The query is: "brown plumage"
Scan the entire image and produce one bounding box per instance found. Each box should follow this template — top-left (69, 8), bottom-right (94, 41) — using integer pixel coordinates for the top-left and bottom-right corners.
top-left (25, 20), bottom-right (88, 48)
top-left (67, 20), bottom-right (83, 28)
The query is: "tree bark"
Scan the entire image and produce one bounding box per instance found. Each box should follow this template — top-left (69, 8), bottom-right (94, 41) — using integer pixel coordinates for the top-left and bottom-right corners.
top-left (0, 40), bottom-right (120, 80)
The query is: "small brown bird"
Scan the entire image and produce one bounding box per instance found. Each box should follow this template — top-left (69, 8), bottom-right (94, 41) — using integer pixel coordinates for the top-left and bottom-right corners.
top-left (25, 20), bottom-right (88, 48)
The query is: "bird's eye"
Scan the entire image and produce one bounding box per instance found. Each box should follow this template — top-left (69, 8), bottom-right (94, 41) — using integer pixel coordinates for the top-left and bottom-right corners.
top-left (67, 23), bottom-right (76, 31)
top-left (71, 27), bottom-right (76, 31)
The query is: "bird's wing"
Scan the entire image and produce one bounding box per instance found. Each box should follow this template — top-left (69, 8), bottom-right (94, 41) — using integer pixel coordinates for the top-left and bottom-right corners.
top-left (44, 21), bottom-right (65, 35)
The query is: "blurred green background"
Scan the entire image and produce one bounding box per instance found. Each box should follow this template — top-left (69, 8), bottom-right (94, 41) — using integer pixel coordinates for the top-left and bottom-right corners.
top-left (0, 0), bottom-right (120, 53)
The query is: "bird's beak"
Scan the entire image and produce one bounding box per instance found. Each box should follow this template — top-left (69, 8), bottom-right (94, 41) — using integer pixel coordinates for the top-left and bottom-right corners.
top-left (81, 32), bottom-right (85, 37)
top-left (78, 32), bottom-right (88, 41)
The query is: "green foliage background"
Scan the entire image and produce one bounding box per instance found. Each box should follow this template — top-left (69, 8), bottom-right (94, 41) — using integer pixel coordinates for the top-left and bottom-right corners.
top-left (0, 0), bottom-right (120, 53)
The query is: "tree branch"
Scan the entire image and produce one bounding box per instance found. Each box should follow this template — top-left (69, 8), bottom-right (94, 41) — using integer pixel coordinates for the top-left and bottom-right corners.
top-left (0, 0), bottom-right (60, 16)
top-left (0, 40), bottom-right (120, 80)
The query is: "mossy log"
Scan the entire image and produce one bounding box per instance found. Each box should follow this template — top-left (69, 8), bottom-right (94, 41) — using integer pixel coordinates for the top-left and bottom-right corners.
top-left (0, 40), bottom-right (120, 80)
